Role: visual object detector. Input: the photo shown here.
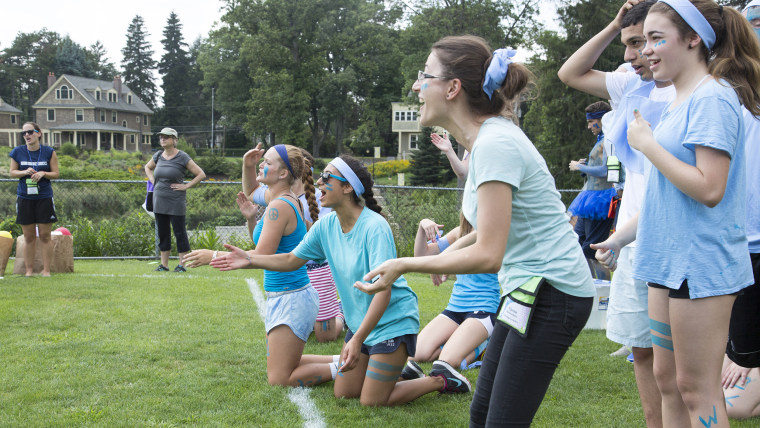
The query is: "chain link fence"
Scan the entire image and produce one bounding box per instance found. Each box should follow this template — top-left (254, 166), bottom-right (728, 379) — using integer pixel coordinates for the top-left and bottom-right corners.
top-left (0, 179), bottom-right (580, 258)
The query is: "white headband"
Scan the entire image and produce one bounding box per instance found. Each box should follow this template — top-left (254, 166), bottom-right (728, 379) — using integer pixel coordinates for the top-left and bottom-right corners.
top-left (329, 157), bottom-right (365, 197)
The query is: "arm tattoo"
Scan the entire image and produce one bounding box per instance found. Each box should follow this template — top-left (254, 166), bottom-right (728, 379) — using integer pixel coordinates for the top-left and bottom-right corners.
top-left (268, 207), bottom-right (279, 221)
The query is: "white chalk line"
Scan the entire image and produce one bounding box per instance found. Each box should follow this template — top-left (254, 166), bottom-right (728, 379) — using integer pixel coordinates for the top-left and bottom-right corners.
top-left (246, 278), bottom-right (325, 428)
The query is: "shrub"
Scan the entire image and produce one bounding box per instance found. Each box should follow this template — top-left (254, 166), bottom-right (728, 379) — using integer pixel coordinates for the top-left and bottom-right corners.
top-left (195, 154), bottom-right (234, 177)
top-left (373, 160), bottom-right (411, 178)
top-left (60, 143), bottom-right (79, 157)
top-left (176, 138), bottom-right (197, 158)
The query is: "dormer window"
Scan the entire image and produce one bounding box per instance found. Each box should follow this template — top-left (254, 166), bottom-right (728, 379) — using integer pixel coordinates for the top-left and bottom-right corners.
top-left (127, 94), bottom-right (132, 104)
top-left (95, 90), bottom-right (101, 101)
top-left (56, 85), bottom-right (73, 100)
top-left (108, 92), bottom-right (117, 103)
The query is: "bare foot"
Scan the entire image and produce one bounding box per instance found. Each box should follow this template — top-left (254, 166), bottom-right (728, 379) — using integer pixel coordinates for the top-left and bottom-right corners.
top-left (25, 272), bottom-right (34, 277)
top-left (41, 272), bottom-right (51, 277)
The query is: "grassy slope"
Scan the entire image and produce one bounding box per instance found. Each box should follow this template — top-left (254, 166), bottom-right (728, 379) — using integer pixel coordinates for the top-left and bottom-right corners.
top-left (0, 262), bottom-right (756, 427)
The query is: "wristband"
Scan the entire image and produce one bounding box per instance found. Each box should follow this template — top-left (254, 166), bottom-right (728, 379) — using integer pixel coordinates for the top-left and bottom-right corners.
top-left (246, 253), bottom-right (252, 266)
top-left (212, 250), bottom-right (218, 259)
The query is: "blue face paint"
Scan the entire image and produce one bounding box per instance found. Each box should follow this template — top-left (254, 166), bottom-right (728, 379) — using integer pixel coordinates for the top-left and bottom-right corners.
top-left (263, 166), bottom-right (269, 178)
top-left (420, 83), bottom-right (429, 90)
top-left (324, 183), bottom-right (333, 192)
top-left (653, 40), bottom-right (666, 48)
top-left (592, 123), bottom-right (600, 129)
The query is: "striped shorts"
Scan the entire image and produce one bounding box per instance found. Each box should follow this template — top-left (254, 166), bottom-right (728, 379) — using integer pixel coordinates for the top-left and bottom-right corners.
top-left (307, 262), bottom-right (341, 321)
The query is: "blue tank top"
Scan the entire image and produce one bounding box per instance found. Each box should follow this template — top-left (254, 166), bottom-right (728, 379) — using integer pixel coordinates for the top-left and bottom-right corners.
top-left (252, 197), bottom-right (310, 292)
top-left (9, 145), bottom-right (55, 200)
top-left (435, 235), bottom-right (500, 312)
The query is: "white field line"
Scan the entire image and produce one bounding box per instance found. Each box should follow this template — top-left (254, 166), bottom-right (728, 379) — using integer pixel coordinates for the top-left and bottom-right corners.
top-left (246, 278), bottom-right (325, 428)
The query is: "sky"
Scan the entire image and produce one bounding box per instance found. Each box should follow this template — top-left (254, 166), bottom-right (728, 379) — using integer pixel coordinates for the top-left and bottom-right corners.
top-left (0, 0), bottom-right (226, 67)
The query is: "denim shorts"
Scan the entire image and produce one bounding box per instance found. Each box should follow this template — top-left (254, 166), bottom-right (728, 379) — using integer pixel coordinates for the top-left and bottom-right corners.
top-left (344, 328), bottom-right (417, 357)
top-left (265, 284), bottom-right (319, 342)
top-left (606, 246), bottom-right (651, 348)
top-left (441, 310), bottom-right (496, 336)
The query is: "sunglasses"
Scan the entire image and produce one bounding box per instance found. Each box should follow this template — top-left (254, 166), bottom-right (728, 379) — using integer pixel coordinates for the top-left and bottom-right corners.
top-left (318, 171), bottom-right (347, 183)
top-left (21, 130), bottom-right (38, 136)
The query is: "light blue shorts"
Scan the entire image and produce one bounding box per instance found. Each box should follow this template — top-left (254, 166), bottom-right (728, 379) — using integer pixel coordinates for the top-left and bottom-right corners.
top-left (606, 246), bottom-right (651, 348)
top-left (265, 284), bottom-right (319, 342)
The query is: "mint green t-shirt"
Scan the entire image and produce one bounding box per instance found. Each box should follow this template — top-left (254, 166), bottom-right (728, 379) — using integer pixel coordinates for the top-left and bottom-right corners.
top-left (462, 117), bottom-right (594, 298)
top-left (293, 207), bottom-right (419, 346)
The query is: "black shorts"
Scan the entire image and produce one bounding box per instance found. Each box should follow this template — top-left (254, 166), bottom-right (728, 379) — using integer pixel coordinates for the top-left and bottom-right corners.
top-left (648, 279), bottom-right (742, 299)
top-left (441, 309), bottom-right (496, 326)
top-left (16, 197), bottom-right (57, 225)
top-left (727, 252), bottom-right (760, 367)
top-left (344, 329), bottom-right (417, 357)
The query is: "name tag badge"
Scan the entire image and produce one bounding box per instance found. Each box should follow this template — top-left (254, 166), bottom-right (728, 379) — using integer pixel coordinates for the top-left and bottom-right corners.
top-left (497, 296), bottom-right (531, 335)
top-left (25, 179), bottom-right (39, 195)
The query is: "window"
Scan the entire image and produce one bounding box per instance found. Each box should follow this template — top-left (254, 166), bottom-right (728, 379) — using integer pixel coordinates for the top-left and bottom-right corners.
top-left (112, 111), bottom-right (117, 123)
top-left (75, 109), bottom-right (84, 122)
top-left (56, 85), bottom-right (72, 100)
top-left (95, 90), bottom-right (101, 101)
top-left (100, 110), bottom-right (105, 122)
top-left (122, 120), bottom-right (127, 128)
top-left (410, 134), bottom-right (419, 150)
top-left (143, 115), bottom-right (148, 126)
top-left (10, 115), bottom-right (16, 124)
top-left (47, 109), bottom-right (55, 121)
top-left (395, 112), bottom-right (400, 121)
top-left (130, 135), bottom-right (135, 144)
top-left (412, 112), bottom-right (417, 121)
top-left (108, 92), bottom-right (117, 103)
top-left (127, 95), bottom-right (132, 104)
top-left (136, 115), bottom-right (140, 123)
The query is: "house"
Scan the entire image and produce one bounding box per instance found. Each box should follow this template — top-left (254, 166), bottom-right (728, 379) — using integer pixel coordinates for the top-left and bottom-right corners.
top-left (0, 97), bottom-right (22, 147)
top-left (32, 73), bottom-right (153, 153)
top-left (391, 102), bottom-right (422, 160)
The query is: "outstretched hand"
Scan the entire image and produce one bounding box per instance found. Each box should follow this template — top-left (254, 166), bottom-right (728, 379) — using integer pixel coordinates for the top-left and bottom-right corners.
top-left (209, 243), bottom-right (252, 271)
top-left (236, 191), bottom-right (259, 221)
top-left (430, 133), bottom-right (453, 154)
top-left (354, 259), bottom-right (405, 294)
top-left (184, 249), bottom-right (217, 268)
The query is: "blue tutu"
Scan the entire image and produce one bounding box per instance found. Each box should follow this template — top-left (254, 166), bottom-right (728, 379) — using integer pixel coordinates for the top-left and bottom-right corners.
top-left (568, 188), bottom-right (616, 220)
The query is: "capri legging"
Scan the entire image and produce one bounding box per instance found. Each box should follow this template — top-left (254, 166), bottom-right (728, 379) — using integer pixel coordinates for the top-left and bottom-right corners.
top-left (155, 213), bottom-right (191, 253)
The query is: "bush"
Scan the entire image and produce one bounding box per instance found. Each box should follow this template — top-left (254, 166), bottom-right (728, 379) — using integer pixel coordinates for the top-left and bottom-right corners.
top-left (176, 138), bottom-right (197, 158)
top-left (60, 142), bottom-right (78, 157)
top-left (195, 154), bottom-right (234, 176)
top-left (65, 211), bottom-right (156, 257)
top-left (373, 160), bottom-right (411, 177)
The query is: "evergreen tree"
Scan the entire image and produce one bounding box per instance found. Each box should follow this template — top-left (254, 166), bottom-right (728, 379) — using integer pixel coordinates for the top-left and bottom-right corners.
top-left (122, 15), bottom-right (158, 109)
top-left (87, 41), bottom-right (119, 80)
top-left (158, 11), bottom-right (192, 127)
top-left (410, 127), bottom-right (450, 186)
top-left (54, 37), bottom-right (95, 78)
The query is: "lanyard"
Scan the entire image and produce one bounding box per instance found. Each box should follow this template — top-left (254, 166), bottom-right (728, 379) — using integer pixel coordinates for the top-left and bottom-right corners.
top-left (27, 146), bottom-right (41, 167)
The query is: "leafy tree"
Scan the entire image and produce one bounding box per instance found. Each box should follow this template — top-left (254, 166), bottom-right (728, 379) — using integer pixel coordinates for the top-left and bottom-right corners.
top-left (87, 41), bottom-right (119, 80)
top-left (54, 36), bottom-right (95, 78)
top-left (522, 0), bottom-right (624, 195)
top-left (410, 127), bottom-right (452, 185)
top-left (158, 11), bottom-right (193, 128)
top-left (122, 15), bottom-right (158, 109)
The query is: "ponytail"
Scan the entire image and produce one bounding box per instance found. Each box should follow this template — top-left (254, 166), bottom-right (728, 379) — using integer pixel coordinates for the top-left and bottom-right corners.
top-left (302, 167), bottom-right (320, 222)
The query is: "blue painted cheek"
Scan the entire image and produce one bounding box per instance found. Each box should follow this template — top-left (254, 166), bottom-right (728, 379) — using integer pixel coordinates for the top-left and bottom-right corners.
top-left (324, 183), bottom-right (334, 192)
top-left (653, 40), bottom-right (666, 48)
top-left (263, 167), bottom-right (268, 178)
top-left (420, 83), bottom-right (429, 91)
top-left (592, 123), bottom-right (600, 129)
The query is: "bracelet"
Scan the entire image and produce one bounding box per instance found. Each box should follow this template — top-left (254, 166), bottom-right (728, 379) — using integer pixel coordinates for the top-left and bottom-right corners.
top-left (246, 253), bottom-right (252, 266)
top-left (212, 250), bottom-right (218, 259)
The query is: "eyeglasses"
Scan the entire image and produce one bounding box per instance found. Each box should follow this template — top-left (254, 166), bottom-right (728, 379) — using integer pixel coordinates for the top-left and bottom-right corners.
top-left (21, 130), bottom-right (38, 136)
top-left (319, 171), bottom-right (347, 183)
top-left (417, 70), bottom-right (445, 82)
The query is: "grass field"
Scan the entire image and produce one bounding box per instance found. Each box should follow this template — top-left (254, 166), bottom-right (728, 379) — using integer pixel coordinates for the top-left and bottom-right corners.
top-left (1, 261), bottom-right (757, 427)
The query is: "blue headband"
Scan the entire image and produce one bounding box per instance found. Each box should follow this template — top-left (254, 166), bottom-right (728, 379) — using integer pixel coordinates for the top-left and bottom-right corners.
top-left (586, 111), bottom-right (608, 120)
top-left (659, 0), bottom-right (716, 50)
top-left (744, 0), bottom-right (760, 12)
top-left (273, 145), bottom-right (295, 177)
top-left (482, 49), bottom-right (517, 100)
top-left (329, 157), bottom-right (365, 197)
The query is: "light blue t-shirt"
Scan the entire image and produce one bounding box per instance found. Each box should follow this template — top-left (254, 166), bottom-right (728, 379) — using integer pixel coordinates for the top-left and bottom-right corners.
top-left (634, 79), bottom-right (753, 297)
top-left (462, 117), bottom-right (594, 298)
top-left (743, 107), bottom-right (760, 253)
top-left (293, 207), bottom-right (419, 346)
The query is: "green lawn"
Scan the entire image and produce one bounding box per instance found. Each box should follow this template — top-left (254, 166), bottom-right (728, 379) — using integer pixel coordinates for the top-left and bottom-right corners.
top-left (0, 261), bottom-right (756, 427)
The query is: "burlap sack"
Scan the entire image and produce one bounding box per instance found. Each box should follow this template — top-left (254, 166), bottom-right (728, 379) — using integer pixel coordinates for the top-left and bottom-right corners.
top-left (0, 235), bottom-right (13, 276)
top-left (13, 234), bottom-right (74, 274)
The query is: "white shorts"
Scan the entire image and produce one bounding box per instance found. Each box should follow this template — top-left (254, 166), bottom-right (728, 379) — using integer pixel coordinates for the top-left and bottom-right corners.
top-left (606, 246), bottom-right (651, 348)
top-left (265, 284), bottom-right (319, 342)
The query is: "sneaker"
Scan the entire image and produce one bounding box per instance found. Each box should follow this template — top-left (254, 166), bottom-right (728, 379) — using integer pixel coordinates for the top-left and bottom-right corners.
top-left (155, 265), bottom-right (169, 272)
top-left (430, 360), bottom-right (471, 393)
top-left (626, 352), bottom-right (634, 364)
top-left (400, 360), bottom-right (425, 380)
top-left (610, 345), bottom-right (631, 357)
top-left (174, 265), bottom-right (187, 273)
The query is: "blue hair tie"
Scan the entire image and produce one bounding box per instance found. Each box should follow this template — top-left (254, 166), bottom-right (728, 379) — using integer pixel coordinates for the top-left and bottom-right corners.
top-left (659, 0), bottom-right (716, 50)
top-left (482, 49), bottom-right (517, 100)
top-left (273, 144), bottom-right (295, 177)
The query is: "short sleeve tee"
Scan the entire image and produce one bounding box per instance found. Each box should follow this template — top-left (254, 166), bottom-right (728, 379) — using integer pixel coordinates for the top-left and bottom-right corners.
top-left (152, 150), bottom-right (191, 216)
top-left (10, 145), bottom-right (55, 199)
top-left (743, 107), bottom-right (760, 253)
top-left (293, 207), bottom-right (419, 346)
top-left (634, 79), bottom-right (753, 297)
top-left (461, 117), bottom-right (594, 298)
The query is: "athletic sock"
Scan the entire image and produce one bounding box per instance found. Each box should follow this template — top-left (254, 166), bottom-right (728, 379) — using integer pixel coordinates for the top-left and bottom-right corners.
top-left (329, 362), bottom-right (339, 380)
top-left (332, 354), bottom-right (340, 363)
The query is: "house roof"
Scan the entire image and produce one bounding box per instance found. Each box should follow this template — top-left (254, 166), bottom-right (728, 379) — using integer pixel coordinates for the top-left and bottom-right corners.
top-left (0, 97), bottom-right (22, 114)
top-left (49, 122), bottom-right (145, 133)
top-left (33, 74), bottom-right (154, 114)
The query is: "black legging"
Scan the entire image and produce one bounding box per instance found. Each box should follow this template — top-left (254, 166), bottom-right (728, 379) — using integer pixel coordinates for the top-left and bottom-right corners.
top-left (469, 284), bottom-right (592, 427)
top-left (727, 252), bottom-right (760, 367)
top-left (155, 213), bottom-right (190, 253)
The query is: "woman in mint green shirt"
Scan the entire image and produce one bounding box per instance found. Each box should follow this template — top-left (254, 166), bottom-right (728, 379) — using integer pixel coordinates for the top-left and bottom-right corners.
top-left (356, 36), bottom-right (594, 426)
top-left (210, 155), bottom-right (465, 405)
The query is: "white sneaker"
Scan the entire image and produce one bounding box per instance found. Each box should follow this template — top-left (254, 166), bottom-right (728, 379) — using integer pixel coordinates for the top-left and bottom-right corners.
top-left (610, 345), bottom-right (631, 357)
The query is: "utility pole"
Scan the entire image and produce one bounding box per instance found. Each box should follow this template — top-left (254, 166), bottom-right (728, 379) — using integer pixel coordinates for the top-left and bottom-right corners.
top-left (211, 87), bottom-right (215, 152)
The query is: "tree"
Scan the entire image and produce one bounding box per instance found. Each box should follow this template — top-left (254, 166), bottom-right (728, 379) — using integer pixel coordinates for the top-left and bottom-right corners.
top-left (158, 11), bottom-right (193, 128)
top-left (122, 15), bottom-right (158, 109)
top-left (410, 127), bottom-right (452, 185)
top-left (87, 41), bottom-right (119, 80)
top-left (54, 36), bottom-right (95, 78)
top-left (522, 0), bottom-right (623, 196)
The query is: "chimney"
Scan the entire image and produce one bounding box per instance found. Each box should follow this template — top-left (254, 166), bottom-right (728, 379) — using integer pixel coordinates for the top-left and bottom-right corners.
top-left (113, 75), bottom-right (122, 101)
top-left (47, 72), bottom-right (56, 89)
